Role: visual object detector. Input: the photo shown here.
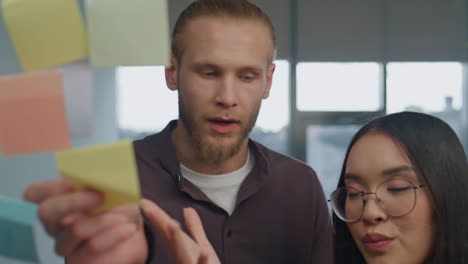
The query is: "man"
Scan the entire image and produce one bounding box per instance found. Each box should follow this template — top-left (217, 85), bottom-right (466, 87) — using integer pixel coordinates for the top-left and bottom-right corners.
top-left (24, 1), bottom-right (333, 263)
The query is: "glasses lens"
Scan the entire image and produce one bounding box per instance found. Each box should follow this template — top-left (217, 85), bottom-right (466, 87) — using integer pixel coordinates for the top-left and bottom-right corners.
top-left (377, 179), bottom-right (416, 217)
top-left (331, 187), bottom-right (363, 222)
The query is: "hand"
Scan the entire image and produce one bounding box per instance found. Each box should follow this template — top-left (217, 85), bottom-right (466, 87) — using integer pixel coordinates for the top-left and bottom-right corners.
top-left (24, 178), bottom-right (148, 264)
top-left (141, 199), bottom-right (220, 264)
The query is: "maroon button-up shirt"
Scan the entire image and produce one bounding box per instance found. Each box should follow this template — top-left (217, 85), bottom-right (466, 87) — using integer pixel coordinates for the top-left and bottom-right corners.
top-left (136, 121), bottom-right (333, 264)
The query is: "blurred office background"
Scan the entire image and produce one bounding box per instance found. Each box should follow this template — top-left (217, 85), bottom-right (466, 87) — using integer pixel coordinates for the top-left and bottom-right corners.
top-left (119, 0), bottom-right (468, 210)
top-left (1, 0), bottom-right (467, 263)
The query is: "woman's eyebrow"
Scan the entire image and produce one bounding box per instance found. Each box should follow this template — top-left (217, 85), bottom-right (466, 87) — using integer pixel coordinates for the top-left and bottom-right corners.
top-left (344, 173), bottom-right (360, 180)
top-left (344, 166), bottom-right (415, 180)
top-left (381, 166), bottom-right (415, 176)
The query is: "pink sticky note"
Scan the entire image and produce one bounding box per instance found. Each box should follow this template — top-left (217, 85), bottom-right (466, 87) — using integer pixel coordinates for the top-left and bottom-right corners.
top-left (0, 71), bottom-right (72, 156)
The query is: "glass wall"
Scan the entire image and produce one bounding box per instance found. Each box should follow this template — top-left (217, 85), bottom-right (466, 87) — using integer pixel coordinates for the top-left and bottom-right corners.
top-left (117, 60), bottom-right (290, 153)
top-left (299, 62), bottom-right (465, 200)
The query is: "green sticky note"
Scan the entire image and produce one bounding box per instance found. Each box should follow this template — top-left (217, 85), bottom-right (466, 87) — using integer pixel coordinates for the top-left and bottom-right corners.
top-left (86, 0), bottom-right (170, 67)
top-left (0, 196), bottom-right (38, 262)
top-left (1, 0), bottom-right (88, 72)
top-left (56, 140), bottom-right (141, 213)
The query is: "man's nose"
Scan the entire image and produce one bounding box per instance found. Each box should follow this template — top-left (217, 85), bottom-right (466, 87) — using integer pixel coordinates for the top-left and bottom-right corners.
top-left (215, 76), bottom-right (238, 107)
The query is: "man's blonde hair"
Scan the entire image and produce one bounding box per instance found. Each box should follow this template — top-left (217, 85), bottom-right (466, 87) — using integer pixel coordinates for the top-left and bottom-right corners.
top-left (171, 0), bottom-right (277, 63)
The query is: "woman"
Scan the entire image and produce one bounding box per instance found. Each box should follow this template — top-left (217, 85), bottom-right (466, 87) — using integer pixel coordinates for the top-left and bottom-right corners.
top-left (142, 112), bottom-right (468, 263)
top-left (332, 111), bottom-right (468, 263)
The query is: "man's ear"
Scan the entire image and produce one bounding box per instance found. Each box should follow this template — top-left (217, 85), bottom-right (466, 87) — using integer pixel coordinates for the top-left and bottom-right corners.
top-left (263, 63), bottom-right (276, 99)
top-left (165, 55), bottom-right (178, 91)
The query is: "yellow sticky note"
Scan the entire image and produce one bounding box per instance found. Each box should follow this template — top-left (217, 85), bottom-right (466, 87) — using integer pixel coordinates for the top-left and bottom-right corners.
top-left (86, 0), bottom-right (170, 67)
top-left (1, 0), bottom-right (88, 72)
top-left (56, 140), bottom-right (141, 213)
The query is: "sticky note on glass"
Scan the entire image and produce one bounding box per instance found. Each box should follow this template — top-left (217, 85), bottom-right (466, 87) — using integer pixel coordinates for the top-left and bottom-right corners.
top-left (56, 140), bottom-right (141, 213)
top-left (0, 71), bottom-right (72, 156)
top-left (86, 0), bottom-right (170, 67)
top-left (53, 61), bottom-right (94, 138)
top-left (1, 0), bottom-right (88, 72)
top-left (0, 196), bottom-right (38, 263)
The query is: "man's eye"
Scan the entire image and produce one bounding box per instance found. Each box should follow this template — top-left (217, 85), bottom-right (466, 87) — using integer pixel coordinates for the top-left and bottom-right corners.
top-left (240, 74), bottom-right (255, 81)
top-left (202, 71), bottom-right (216, 77)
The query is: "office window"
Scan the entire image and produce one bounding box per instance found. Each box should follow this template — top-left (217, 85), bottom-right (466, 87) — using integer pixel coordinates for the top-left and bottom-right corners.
top-left (387, 62), bottom-right (463, 137)
top-left (306, 125), bottom-right (359, 201)
top-left (251, 60), bottom-right (289, 153)
top-left (297, 62), bottom-right (382, 111)
top-left (300, 61), bottom-right (465, 203)
top-left (117, 66), bottom-right (177, 134)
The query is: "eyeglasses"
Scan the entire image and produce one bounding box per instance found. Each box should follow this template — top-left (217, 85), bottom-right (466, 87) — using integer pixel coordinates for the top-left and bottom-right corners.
top-left (329, 179), bottom-right (426, 223)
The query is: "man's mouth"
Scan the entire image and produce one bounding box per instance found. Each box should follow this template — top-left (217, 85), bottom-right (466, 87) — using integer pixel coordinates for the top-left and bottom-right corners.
top-left (208, 118), bottom-right (239, 133)
top-left (209, 118), bottom-right (239, 124)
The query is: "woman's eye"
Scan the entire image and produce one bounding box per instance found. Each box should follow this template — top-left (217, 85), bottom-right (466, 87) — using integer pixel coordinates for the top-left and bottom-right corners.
top-left (347, 192), bottom-right (362, 199)
top-left (387, 186), bottom-right (412, 193)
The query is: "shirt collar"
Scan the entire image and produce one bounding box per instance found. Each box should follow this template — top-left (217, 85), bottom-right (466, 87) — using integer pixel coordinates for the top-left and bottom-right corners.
top-left (140, 120), bottom-right (271, 203)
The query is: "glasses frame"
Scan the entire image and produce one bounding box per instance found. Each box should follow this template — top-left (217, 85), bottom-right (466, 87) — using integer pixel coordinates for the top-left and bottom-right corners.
top-left (329, 179), bottom-right (426, 223)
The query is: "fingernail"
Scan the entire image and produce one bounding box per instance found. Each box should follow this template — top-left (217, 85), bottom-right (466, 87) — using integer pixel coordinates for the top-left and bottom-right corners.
top-left (139, 199), bottom-right (148, 211)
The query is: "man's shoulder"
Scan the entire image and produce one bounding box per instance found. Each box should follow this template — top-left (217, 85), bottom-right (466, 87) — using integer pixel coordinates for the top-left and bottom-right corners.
top-left (133, 120), bottom-right (176, 155)
top-left (253, 141), bottom-right (326, 206)
top-left (133, 132), bottom-right (161, 159)
top-left (253, 140), bottom-right (317, 177)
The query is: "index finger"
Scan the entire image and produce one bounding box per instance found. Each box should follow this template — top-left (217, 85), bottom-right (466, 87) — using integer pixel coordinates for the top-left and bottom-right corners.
top-left (140, 198), bottom-right (176, 240)
top-left (24, 178), bottom-right (75, 203)
top-left (183, 208), bottom-right (210, 247)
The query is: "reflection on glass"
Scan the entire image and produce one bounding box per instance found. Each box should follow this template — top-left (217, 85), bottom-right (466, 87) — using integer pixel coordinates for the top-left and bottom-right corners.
top-left (117, 66), bottom-right (177, 133)
top-left (297, 62), bottom-right (382, 111)
top-left (387, 62), bottom-right (463, 137)
top-left (256, 60), bottom-right (290, 133)
top-left (306, 125), bottom-right (360, 210)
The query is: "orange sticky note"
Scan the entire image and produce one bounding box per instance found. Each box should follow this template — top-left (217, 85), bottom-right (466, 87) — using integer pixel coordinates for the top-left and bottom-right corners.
top-left (0, 71), bottom-right (71, 156)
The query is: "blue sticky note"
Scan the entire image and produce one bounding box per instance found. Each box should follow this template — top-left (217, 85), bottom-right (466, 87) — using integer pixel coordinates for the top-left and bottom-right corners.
top-left (0, 196), bottom-right (38, 262)
top-left (0, 6), bottom-right (22, 75)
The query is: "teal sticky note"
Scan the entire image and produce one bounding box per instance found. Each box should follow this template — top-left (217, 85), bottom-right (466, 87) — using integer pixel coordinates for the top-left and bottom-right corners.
top-left (86, 0), bottom-right (170, 67)
top-left (0, 196), bottom-right (38, 262)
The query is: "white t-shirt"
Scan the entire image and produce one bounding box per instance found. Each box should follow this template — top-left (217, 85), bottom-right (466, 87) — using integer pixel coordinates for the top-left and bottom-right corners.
top-left (180, 150), bottom-right (255, 215)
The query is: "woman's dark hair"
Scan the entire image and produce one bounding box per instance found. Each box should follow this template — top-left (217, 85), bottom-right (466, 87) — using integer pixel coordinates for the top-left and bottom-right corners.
top-left (333, 111), bottom-right (468, 264)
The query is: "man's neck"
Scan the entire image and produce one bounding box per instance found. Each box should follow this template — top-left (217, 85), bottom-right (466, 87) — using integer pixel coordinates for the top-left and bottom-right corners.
top-left (171, 120), bottom-right (249, 175)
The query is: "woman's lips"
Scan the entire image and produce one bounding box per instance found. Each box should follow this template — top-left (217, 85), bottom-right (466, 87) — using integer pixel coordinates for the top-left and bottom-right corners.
top-left (362, 233), bottom-right (394, 252)
top-left (364, 239), bottom-right (393, 252)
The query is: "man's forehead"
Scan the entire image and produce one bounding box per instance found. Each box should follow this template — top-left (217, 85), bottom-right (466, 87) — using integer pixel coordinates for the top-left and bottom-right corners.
top-left (184, 15), bottom-right (273, 43)
top-left (179, 16), bottom-right (274, 62)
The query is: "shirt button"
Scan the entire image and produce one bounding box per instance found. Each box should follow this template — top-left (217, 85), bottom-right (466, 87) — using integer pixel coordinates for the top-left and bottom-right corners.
top-left (226, 229), bottom-right (232, 238)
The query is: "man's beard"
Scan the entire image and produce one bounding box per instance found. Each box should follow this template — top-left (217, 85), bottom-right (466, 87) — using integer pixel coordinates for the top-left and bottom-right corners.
top-left (178, 94), bottom-right (260, 165)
